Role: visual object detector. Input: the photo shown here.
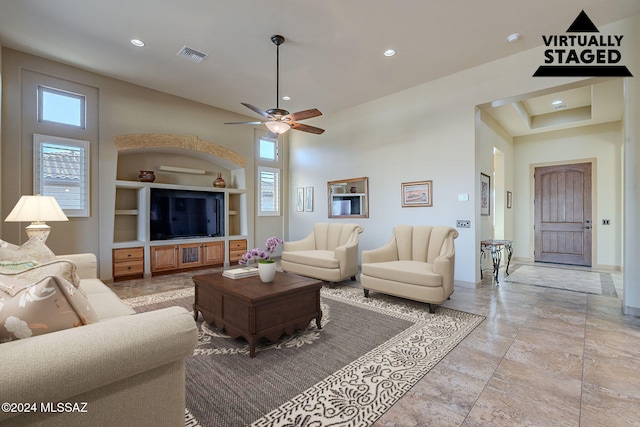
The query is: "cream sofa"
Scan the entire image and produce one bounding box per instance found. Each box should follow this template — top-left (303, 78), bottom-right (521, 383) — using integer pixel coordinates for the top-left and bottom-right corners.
top-left (281, 223), bottom-right (364, 283)
top-left (360, 225), bottom-right (458, 313)
top-left (0, 253), bottom-right (198, 427)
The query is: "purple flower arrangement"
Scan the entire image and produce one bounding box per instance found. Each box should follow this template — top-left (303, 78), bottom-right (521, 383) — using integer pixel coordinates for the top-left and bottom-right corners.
top-left (238, 236), bottom-right (283, 266)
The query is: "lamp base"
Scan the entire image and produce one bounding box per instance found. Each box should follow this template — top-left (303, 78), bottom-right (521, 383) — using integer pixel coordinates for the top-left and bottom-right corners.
top-left (25, 222), bottom-right (51, 241)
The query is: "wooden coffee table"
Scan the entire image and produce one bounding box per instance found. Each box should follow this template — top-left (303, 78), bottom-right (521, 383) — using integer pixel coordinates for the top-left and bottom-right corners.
top-left (192, 271), bottom-right (323, 357)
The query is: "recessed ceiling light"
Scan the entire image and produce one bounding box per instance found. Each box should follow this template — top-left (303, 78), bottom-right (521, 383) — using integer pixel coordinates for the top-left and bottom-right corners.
top-left (507, 33), bottom-right (520, 43)
top-left (130, 39), bottom-right (145, 47)
top-left (282, 96), bottom-right (291, 101)
top-left (383, 49), bottom-right (396, 57)
top-left (551, 99), bottom-right (563, 105)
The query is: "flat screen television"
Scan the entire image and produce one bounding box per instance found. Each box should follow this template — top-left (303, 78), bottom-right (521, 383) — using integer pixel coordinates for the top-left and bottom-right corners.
top-left (150, 188), bottom-right (225, 240)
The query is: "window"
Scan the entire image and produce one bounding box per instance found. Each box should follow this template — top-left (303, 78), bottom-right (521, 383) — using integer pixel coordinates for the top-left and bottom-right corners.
top-left (34, 134), bottom-right (90, 217)
top-left (38, 86), bottom-right (86, 128)
top-left (258, 137), bottom-right (278, 161)
top-left (257, 166), bottom-right (280, 216)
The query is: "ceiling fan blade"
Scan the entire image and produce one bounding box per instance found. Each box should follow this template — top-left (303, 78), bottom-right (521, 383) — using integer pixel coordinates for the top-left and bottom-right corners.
top-left (267, 131), bottom-right (280, 140)
top-left (285, 108), bottom-right (322, 122)
top-left (290, 122), bottom-right (325, 135)
top-left (224, 121), bottom-right (266, 125)
top-left (241, 102), bottom-right (272, 119)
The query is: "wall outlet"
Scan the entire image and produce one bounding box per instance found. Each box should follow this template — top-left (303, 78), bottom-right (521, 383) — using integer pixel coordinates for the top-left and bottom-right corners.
top-left (602, 219), bottom-right (611, 225)
top-left (456, 220), bottom-right (471, 228)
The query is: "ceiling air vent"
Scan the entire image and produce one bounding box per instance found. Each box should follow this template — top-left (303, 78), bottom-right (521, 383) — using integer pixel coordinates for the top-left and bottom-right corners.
top-left (176, 46), bottom-right (208, 63)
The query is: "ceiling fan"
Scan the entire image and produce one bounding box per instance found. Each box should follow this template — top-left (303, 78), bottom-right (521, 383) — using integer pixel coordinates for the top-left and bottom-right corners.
top-left (225, 35), bottom-right (325, 138)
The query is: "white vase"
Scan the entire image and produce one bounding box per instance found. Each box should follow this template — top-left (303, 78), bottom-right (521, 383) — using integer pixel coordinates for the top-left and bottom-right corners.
top-left (258, 262), bottom-right (277, 283)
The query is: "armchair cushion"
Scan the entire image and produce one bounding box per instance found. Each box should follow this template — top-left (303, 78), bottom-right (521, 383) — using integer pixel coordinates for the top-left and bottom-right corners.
top-left (361, 260), bottom-right (442, 287)
top-left (281, 250), bottom-right (340, 269)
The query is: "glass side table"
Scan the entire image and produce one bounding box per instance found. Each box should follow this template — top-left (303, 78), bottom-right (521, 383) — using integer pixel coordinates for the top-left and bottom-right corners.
top-left (480, 239), bottom-right (513, 284)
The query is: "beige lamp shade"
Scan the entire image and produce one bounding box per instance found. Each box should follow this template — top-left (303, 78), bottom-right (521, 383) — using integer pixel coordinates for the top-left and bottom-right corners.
top-left (5, 195), bottom-right (68, 240)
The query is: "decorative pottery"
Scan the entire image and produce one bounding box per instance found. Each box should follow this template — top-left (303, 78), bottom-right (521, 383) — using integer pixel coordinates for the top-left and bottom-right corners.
top-left (138, 170), bottom-right (156, 182)
top-left (258, 262), bottom-right (277, 283)
top-left (213, 172), bottom-right (226, 188)
top-left (350, 186), bottom-right (357, 193)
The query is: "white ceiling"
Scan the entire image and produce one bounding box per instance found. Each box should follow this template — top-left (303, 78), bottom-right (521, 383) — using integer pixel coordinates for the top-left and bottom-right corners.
top-left (483, 79), bottom-right (624, 137)
top-left (0, 0), bottom-right (637, 134)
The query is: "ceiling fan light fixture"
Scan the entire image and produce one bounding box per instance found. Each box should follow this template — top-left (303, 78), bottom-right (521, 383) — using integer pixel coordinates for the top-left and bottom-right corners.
top-left (265, 121), bottom-right (290, 134)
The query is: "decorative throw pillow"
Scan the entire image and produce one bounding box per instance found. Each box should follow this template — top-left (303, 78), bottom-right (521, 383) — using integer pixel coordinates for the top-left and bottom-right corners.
top-left (0, 239), bottom-right (15, 249)
top-left (0, 274), bottom-right (98, 342)
top-left (0, 260), bottom-right (39, 271)
top-left (0, 237), bottom-right (56, 265)
top-left (0, 259), bottom-right (81, 288)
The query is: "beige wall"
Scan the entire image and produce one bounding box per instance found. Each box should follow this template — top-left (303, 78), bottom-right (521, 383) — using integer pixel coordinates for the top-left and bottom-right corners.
top-left (477, 110), bottom-right (515, 243)
top-left (0, 48), bottom-right (270, 277)
top-left (513, 122), bottom-right (623, 269)
top-left (287, 17), bottom-right (638, 290)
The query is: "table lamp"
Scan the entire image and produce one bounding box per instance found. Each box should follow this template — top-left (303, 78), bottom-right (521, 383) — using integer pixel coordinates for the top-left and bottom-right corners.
top-left (5, 194), bottom-right (68, 241)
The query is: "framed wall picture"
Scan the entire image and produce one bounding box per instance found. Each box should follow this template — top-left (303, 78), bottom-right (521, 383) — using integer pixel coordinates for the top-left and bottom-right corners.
top-left (305, 187), bottom-right (314, 212)
top-left (507, 191), bottom-right (512, 209)
top-left (480, 173), bottom-right (491, 215)
top-left (296, 187), bottom-right (304, 212)
top-left (401, 180), bottom-right (433, 207)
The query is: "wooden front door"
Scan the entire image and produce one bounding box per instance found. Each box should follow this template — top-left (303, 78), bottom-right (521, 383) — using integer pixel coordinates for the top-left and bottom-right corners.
top-left (534, 163), bottom-right (592, 266)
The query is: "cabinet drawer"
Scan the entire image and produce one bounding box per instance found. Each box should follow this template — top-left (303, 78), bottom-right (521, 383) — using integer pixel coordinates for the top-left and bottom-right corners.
top-left (113, 260), bottom-right (144, 277)
top-left (113, 247), bottom-right (144, 262)
top-left (229, 249), bottom-right (246, 262)
top-left (229, 239), bottom-right (247, 250)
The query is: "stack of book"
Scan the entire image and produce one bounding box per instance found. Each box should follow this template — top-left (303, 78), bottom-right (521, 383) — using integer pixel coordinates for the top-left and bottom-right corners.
top-left (222, 267), bottom-right (259, 279)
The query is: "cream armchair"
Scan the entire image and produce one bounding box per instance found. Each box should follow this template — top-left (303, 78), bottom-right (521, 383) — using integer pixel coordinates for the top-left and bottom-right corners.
top-left (360, 225), bottom-right (458, 313)
top-left (281, 223), bottom-right (364, 283)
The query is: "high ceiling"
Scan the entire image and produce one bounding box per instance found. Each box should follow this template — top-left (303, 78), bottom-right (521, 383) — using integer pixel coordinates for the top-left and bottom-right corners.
top-left (0, 0), bottom-right (638, 132)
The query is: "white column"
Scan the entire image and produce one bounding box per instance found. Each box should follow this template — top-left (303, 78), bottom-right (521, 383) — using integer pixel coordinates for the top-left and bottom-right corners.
top-left (622, 18), bottom-right (640, 315)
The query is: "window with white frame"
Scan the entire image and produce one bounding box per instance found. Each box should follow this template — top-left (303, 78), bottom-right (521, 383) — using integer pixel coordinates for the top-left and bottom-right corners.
top-left (33, 134), bottom-right (90, 217)
top-left (257, 166), bottom-right (280, 216)
top-left (38, 86), bottom-right (86, 128)
top-left (258, 137), bottom-right (278, 161)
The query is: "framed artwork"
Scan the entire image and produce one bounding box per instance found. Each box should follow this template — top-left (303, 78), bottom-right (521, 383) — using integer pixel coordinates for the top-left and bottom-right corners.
top-left (401, 180), bottom-right (433, 207)
top-left (296, 188), bottom-right (304, 212)
top-left (480, 173), bottom-right (491, 215)
top-left (305, 187), bottom-right (314, 212)
top-left (507, 191), bottom-right (512, 209)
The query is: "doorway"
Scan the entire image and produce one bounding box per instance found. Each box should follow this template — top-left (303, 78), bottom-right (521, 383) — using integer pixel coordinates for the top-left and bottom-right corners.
top-left (534, 162), bottom-right (592, 266)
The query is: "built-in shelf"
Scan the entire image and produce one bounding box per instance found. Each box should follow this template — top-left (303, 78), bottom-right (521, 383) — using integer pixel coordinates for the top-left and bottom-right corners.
top-left (113, 179), bottom-right (248, 278)
top-left (110, 141), bottom-right (250, 281)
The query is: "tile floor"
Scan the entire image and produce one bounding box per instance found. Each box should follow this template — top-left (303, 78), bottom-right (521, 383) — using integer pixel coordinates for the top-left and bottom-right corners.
top-left (108, 263), bottom-right (639, 426)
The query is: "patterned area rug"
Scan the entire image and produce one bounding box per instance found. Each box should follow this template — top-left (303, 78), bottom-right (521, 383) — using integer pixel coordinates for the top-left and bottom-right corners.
top-left (504, 265), bottom-right (616, 296)
top-left (126, 286), bottom-right (484, 426)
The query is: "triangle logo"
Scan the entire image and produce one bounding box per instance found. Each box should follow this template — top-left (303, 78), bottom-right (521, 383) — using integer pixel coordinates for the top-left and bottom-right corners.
top-left (566, 10), bottom-right (599, 33)
top-left (533, 10), bottom-right (633, 77)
